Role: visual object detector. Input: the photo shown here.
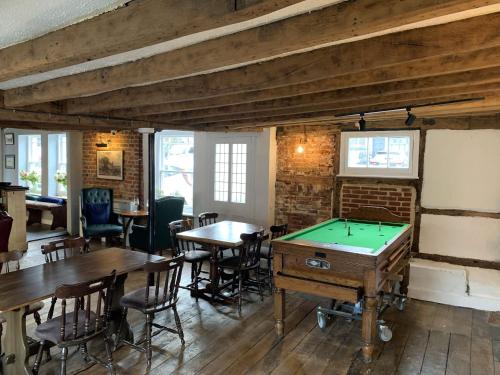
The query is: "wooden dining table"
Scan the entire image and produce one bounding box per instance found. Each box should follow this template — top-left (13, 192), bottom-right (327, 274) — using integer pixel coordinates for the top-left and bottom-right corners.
top-left (176, 220), bottom-right (264, 302)
top-left (114, 209), bottom-right (149, 248)
top-left (0, 247), bottom-right (163, 375)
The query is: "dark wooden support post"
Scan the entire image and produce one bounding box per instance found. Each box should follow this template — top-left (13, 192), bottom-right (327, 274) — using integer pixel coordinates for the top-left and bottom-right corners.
top-left (147, 131), bottom-right (156, 255)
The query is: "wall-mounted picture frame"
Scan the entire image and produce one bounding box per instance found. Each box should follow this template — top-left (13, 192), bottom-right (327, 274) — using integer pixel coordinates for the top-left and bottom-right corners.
top-left (97, 150), bottom-right (123, 180)
top-left (4, 133), bottom-right (14, 145)
top-left (4, 155), bottom-right (15, 169)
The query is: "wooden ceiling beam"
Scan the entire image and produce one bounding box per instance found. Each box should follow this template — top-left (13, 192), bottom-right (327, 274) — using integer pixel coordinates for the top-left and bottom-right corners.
top-left (109, 46), bottom-right (500, 117)
top-left (139, 73), bottom-right (500, 121)
top-left (201, 92), bottom-right (500, 130)
top-left (67, 13), bottom-right (500, 115)
top-left (0, 0), bottom-right (304, 82)
top-left (172, 91), bottom-right (496, 127)
top-left (6, 1), bottom-right (499, 107)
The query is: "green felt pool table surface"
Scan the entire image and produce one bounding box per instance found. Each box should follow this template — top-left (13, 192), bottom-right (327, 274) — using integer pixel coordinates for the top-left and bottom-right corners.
top-left (279, 218), bottom-right (409, 254)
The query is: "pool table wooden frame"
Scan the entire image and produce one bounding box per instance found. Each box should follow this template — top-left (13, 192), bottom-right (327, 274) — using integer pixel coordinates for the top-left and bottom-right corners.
top-left (272, 206), bottom-right (413, 363)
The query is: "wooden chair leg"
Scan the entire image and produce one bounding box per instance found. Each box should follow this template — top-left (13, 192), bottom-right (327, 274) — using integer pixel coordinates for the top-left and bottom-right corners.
top-left (114, 307), bottom-right (128, 350)
top-left (172, 305), bottom-right (185, 345)
top-left (267, 257), bottom-right (273, 293)
top-left (256, 268), bottom-right (264, 302)
top-left (61, 347), bottom-right (68, 375)
top-left (104, 334), bottom-right (115, 375)
top-left (33, 339), bottom-right (46, 374)
top-left (145, 313), bottom-right (153, 368)
top-left (238, 272), bottom-right (243, 314)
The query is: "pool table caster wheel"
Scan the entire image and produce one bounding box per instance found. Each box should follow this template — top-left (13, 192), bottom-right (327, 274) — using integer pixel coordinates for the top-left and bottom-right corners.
top-left (396, 296), bottom-right (407, 311)
top-left (377, 321), bottom-right (392, 342)
top-left (317, 310), bottom-right (329, 331)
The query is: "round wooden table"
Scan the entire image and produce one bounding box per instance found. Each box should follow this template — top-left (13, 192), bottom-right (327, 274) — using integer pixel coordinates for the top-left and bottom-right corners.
top-left (115, 210), bottom-right (149, 248)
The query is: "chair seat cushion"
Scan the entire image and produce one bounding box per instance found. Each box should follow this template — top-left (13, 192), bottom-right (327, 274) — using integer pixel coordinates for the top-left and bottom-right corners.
top-left (85, 224), bottom-right (123, 237)
top-left (184, 250), bottom-right (211, 262)
top-left (121, 287), bottom-right (169, 310)
top-left (35, 310), bottom-right (97, 344)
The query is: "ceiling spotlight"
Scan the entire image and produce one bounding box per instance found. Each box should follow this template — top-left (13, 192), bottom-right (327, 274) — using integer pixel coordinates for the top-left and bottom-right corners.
top-left (357, 113), bottom-right (366, 131)
top-left (405, 107), bottom-right (416, 126)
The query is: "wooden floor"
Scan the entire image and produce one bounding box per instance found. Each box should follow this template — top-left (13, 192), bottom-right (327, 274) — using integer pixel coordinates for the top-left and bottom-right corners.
top-left (15, 239), bottom-right (500, 375)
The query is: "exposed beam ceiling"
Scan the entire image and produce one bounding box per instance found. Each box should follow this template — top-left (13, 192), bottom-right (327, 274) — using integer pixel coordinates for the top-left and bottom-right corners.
top-left (0, 0), bottom-right (324, 85)
top-left (66, 13), bottom-right (500, 114)
top-left (4, 0), bottom-right (499, 107)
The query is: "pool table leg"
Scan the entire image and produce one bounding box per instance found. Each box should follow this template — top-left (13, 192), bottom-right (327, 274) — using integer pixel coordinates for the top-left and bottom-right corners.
top-left (274, 287), bottom-right (285, 337)
top-left (400, 263), bottom-right (410, 297)
top-left (362, 295), bottom-right (378, 363)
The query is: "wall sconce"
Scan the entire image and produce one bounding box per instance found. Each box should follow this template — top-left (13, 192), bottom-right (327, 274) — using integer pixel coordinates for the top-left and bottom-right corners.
top-left (295, 126), bottom-right (307, 154)
top-left (95, 130), bottom-right (118, 148)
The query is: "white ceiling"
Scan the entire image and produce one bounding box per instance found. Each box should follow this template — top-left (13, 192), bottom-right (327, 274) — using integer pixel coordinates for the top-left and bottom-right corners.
top-left (0, 0), bottom-right (129, 48)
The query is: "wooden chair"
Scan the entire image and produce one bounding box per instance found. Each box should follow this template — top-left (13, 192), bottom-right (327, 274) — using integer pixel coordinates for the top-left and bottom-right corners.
top-left (198, 212), bottom-right (218, 227)
top-left (41, 237), bottom-right (87, 263)
top-left (218, 232), bottom-right (264, 313)
top-left (115, 256), bottom-right (185, 368)
top-left (259, 224), bottom-right (288, 292)
top-left (170, 219), bottom-right (210, 301)
top-left (32, 271), bottom-right (116, 375)
top-left (0, 251), bottom-right (44, 357)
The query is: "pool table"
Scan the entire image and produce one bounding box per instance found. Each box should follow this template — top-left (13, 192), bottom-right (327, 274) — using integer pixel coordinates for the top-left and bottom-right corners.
top-left (272, 206), bottom-right (413, 363)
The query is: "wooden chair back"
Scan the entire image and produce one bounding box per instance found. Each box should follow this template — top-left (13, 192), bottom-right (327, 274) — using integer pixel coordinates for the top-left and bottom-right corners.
top-left (53, 271), bottom-right (116, 344)
top-left (141, 256), bottom-right (184, 312)
top-left (268, 223), bottom-right (288, 253)
top-left (0, 250), bottom-right (23, 274)
top-left (42, 237), bottom-right (87, 263)
top-left (198, 212), bottom-right (218, 227)
top-left (238, 232), bottom-right (263, 270)
top-left (169, 219), bottom-right (197, 256)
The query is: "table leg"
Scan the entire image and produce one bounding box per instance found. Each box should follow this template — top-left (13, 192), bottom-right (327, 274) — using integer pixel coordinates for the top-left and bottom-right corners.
top-left (109, 274), bottom-right (134, 343)
top-left (122, 217), bottom-right (134, 248)
top-left (361, 296), bottom-right (378, 363)
top-left (400, 262), bottom-right (410, 297)
top-left (208, 244), bottom-right (220, 302)
top-left (274, 287), bottom-right (285, 337)
top-left (1, 308), bottom-right (30, 375)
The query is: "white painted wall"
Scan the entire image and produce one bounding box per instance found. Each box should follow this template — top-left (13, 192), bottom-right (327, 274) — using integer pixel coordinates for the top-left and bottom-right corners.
top-left (413, 128), bottom-right (500, 310)
top-left (422, 129), bottom-right (500, 212)
top-left (420, 214), bottom-right (500, 262)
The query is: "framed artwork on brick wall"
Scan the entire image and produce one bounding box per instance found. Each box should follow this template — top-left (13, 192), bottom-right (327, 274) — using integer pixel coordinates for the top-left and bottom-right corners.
top-left (97, 150), bottom-right (123, 180)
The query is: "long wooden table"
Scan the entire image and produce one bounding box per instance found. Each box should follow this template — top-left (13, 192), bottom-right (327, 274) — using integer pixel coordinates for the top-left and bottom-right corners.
top-left (0, 247), bottom-right (163, 375)
top-left (176, 221), bottom-right (264, 302)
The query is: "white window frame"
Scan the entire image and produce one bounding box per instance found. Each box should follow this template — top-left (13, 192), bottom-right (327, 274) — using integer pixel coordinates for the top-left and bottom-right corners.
top-left (339, 130), bottom-right (420, 179)
top-left (154, 130), bottom-right (194, 215)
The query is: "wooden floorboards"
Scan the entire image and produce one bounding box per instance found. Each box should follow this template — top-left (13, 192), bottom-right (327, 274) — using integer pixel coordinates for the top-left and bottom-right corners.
top-left (11, 240), bottom-right (500, 374)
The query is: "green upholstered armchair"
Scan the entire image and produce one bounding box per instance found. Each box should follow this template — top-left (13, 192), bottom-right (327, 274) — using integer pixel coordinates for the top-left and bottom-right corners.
top-left (129, 196), bottom-right (184, 254)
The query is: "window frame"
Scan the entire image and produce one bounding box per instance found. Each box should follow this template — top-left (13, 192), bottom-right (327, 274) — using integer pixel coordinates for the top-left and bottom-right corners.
top-left (339, 130), bottom-right (420, 179)
top-left (154, 130), bottom-right (194, 215)
top-left (213, 142), bottom-right (248, 204)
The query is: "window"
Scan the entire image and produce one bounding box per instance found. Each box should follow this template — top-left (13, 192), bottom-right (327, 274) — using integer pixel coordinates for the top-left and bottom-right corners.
top-left (49, 134), bottom-right (67, 197)
top-left (214, 143), bottom-right (247, 203)
top-left (155, 131), bottom-right (193, 214)
top-left (339, 130), bottom-right (420, 178)
top-left (18, 134), bottom-right (42, 194)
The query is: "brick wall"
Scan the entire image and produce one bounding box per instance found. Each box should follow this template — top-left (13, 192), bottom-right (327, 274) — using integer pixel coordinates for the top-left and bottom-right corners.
top-left (274, 125), bottom-right (337, 231)
top-left (340, 183), bottom-right (416, 223)
top-left (82, 130), bottom-right (143, 202)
